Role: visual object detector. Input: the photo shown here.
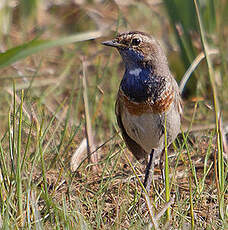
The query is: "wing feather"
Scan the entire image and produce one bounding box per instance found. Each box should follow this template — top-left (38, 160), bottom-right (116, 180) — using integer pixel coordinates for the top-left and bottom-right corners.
top-left (115, 94), bottom-right (147, 160)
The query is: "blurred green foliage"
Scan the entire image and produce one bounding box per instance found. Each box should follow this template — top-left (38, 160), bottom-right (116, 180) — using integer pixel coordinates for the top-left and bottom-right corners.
top-left (0, 0), bottom-right (227, 229)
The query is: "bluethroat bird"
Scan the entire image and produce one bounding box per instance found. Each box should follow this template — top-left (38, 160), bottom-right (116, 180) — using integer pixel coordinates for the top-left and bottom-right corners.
top-left (102, 31), bottom-right (182, 192)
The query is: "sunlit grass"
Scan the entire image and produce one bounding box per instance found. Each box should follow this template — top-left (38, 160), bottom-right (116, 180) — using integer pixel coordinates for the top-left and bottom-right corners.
top-left (0, 1), bottom-right (227, 229)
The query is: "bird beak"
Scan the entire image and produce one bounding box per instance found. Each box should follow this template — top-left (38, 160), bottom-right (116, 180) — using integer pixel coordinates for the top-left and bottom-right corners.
top-left (101, 40), bottom-right (121, 48)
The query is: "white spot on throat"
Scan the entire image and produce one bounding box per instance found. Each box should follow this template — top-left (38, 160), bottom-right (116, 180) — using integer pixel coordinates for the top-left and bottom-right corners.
top-left (129, 68), bottom-right (142, 77)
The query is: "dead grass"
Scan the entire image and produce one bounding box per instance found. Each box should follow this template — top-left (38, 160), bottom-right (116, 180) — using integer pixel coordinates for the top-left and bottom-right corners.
top-left (0, 1), bottom-right (227, 229)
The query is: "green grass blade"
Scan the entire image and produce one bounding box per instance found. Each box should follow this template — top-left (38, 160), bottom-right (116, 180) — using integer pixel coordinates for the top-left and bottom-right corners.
top-left (164, 113), bottom-right (170, 221)
top-left (0, 30), bottom-right (102, 69)
top-left (16, 90), bottom-right (24, 226)
top-left (20, 120), bottom-right (33, 171)
top-left (189, 176), bottom-right (194, 229)
top-left (193, 0), bottom-right (225, 220)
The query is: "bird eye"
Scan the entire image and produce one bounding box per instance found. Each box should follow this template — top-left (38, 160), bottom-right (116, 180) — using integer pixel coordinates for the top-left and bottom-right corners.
top-left (131, 38), bottom-right (141, 46)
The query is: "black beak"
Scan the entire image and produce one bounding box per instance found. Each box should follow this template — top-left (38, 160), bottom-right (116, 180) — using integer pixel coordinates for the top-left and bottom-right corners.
top-left (101, 40), bottom-right (120, 48)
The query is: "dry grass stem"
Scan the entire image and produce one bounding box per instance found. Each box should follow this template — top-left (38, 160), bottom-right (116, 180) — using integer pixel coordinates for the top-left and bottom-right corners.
top-left (82, 58), bottom-right (99, 171)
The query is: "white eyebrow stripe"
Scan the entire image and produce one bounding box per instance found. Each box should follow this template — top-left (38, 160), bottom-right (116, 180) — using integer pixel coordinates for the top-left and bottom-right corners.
top-left (129, 68), bottom-right (142, 76)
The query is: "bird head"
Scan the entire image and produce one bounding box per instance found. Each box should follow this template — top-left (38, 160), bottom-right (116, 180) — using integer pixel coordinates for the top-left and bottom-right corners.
top-left (102, 31), bottom-right (169, 72)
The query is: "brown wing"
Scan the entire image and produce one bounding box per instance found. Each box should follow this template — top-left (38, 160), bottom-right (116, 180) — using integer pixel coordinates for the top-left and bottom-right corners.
top-left (115, 94), bottom-right (147, 160)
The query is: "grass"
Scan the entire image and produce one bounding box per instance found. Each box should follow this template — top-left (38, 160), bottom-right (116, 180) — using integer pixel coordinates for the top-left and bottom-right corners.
top-left (0, 0), bottom-right (227, 229)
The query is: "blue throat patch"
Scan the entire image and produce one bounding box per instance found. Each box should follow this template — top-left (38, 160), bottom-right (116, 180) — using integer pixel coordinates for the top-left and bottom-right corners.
top-left (118, 47), bottom-right (164, 103)
top-left (121, 67), bottom-right (153, 103)
top-left (118, 48), bottom-right (153, 103)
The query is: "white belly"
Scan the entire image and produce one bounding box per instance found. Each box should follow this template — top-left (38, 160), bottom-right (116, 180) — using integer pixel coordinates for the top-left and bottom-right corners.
top-left (121, 103), bottom-right (180, 155)
top-left (121, 110), bottom-right (161, 154)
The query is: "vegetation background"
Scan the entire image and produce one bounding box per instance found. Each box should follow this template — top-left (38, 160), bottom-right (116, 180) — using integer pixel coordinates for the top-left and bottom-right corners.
top-left (0, 0), bottom-right (227, 229)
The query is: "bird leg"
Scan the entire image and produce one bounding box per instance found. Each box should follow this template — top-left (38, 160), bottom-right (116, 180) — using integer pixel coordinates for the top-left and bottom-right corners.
top-left (159, 149), bottom-right (166, 186)
top-left (143, 150), bottom-right (155, 193)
